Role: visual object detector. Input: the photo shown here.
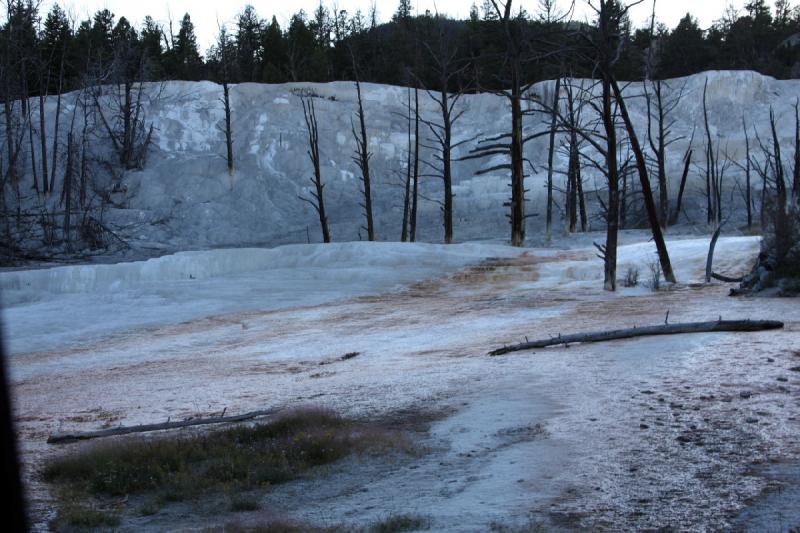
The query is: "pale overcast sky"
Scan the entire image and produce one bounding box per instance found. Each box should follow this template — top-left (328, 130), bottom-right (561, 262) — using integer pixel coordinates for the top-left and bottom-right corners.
top-left (30, 1), bottom-right (772, 51)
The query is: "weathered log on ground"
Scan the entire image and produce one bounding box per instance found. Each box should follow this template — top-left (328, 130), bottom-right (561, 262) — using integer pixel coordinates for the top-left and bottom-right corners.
top-left (47, 408), bottom-right (277, 444)
top-left (489, 319), bottom-right (784, 356)
top-left (711, 272), bottom-right (744, 283)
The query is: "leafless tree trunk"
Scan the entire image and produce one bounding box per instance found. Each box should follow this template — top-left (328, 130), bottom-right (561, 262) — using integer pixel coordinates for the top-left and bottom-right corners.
top-left (223, 83), bottom-right (233, 176)
top-left (494, 0), bottom-right (526, 246)
top-left (670, 145), bottom-right (693, 225)
top-left (769, 107), bottom-right (787, 212)
top-left (611, 78), bottom-right (676, 284)
top-left (38, 93), bottom-right (48, 194)
top-left (546, 77), bottom-right (560, 235)
top-left (644, 79), bottom-right (685, 228)
top-left (216, 25), bottom-right (234, 177)
top-left (79, 93), bottom-right (91, 209)
top-left (63, 131), bottom-right (73, 242)
top-left (601, 72), bottom-right (620, 291)
top-left (49, 46), bottom-right (66, 194)
top-left (410, 85), bottom-right (420, 242)
top-left (299, 97), bottom-right (330, 243)
top-left (793, 99), bottom-right (799, 206)
top-left (466, 0), bottom-right (567, 245)
top-left (743, 117), bottom-right (753, 228)
top-left (702, 79), bottom-right (718, 224)
top-left (26, 98), bottom-right (38, 192)
top-left (562, 78), bottom-right (586, 233)
top-left (419, 22), bottom-right (467, 245)
top-left (401, 85), bottom-right (412, 242)
top-left (351, 74), bottom-right (375, 241)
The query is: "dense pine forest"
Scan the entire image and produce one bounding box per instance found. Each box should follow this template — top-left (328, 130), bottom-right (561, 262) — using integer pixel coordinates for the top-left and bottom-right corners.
top-left (2, 0), bottom-right (800, 100)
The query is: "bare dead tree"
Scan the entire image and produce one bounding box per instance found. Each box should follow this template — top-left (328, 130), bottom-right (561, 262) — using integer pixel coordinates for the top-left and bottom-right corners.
top-left (584, 0), bottom-right (628, 290)
top-left (350, 53), bottom-right (375, 241)
top-left (26, 87), bottom-right (38, 192)
top-left (703, 78), bottom-right (722, 224)
top-left (545, 77), bottom-right (561, 234)
top-left (669, 136), bottom-right (693, 225)
top-left (410, 84), bottom-right (421, 242)
top-left (48, 35), bottom-right (67, 194)
top-left (644, 78), bottom-right (685, 227)
top-left (91, 31), bottom-right (154, 174)
top-left (216, 25), bottom-right (234, 177)
top-left (401, 83), bottom-right (412, 242)
top-left (62, 130), bottom-right (74, 243)
top-left (793, 98), bottom-right (800, 206)
top-left (610, 78), bottom-right (676, 283)
top-left (742, 117), bottom-right (753, 228)
top-left (769, 106), bottom-right (787, 212)
top-left (561, 77), bottom-right (588, 233)
top-left (37, 87), bottom-right (48, 195)
top-left (463, 0), bottom-right (575, 246)
top-left (465, 0), bottom-right (564, 246)
top-left (419, 19), bottom-right (469, 245)
top-left (299, 97), bottom-right (330, 243)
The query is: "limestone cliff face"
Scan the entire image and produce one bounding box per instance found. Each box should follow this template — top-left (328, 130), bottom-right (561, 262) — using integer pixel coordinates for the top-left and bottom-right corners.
top-left (11, 71), bottom-right (800, 250)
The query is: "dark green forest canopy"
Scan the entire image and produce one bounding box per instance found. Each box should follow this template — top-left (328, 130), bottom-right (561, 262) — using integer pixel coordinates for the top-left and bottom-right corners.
top-left (2, 0), bottom-right (800, 98)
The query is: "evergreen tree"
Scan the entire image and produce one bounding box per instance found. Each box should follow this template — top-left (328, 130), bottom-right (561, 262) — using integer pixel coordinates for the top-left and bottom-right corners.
top-left (139, 16), bottom-right (163, 76)
top-left (40, 4), bottom-right (72, 92)
top-left (393, 0), bottom-right (412, 22)
top-left (174, 13), bottom-right (202, 80)
top-left (657, 14), bottom-right (710, 78)
top-left (286, 11), bottom-right (315, 81)
top-left (90, 9), bottom-right (115, 73)
top-left (235, 5), bottom-right (263, 82)
top-left (260, 16), bottom-right (287, 82)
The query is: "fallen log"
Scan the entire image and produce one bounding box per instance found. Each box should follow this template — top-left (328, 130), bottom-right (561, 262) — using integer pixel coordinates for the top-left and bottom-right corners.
top-left (711, 272), bottom-right (744, 283)
top-left (488, 319), bottom-right (784, 356)
top-left (47, 408), bottom-right (277, 445)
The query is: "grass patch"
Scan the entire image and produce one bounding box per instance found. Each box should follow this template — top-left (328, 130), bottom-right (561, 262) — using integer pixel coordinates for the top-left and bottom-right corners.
top-left (225, 513), bottom-right (429, 533)
top-left (229, 493), bottom-right (261, 512)
top-left (225, 517), bottom-right (338, 532)
top-left (57, 504), bottom-right (120, 529)
top-left (368, 513), bottom-right (429, 532)
top-left (44, 407), bottom-right (409, 528)
top-left (489, 519), bottom-right (548, 533)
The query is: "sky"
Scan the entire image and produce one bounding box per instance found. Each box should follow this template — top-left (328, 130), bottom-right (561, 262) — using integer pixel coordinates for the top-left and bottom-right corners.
top-left (30, 1), bottom-right (771, 51)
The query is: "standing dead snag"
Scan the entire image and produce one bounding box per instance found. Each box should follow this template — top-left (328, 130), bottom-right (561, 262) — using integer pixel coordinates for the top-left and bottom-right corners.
top-left (562, 78), bottom-right (587, 233)
top-left (701, 78), bottom-right (728, 225)
top-left (351, 56), bottom-right (375, 242)
top-left (299, 97), bottom-right (330, 243)
top-left (215, 25), bottom-right (235, 177)
top-left (670, 143), bottom-right (693, 225)
top-left (645, 79), bottom-right (685, 227)
top-left (401, 85), bottom-right (412, 242)
top-left (494, 0), bottom-right (550, 247)
top-left (611, 78), bottom-right (676, 284)
top-left (410, 84), bottom-right (421, 242)
top-left (769, 107), bottom-right (788, 211)
top-left (591, 0), bottom-right (625, 291)
top-left (742, 117), bottom-right (753, 228)
top-left (793, 99), bottom-right (800, 207)
top-left (419, 16), bottom-right (468, 245)
top-left (401, 80), bottom-right (420, 243)
top-left (546, 78), bottom-right (561, 235)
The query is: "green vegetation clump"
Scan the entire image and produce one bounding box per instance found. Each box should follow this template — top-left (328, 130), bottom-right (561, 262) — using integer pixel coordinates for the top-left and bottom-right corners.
top-left (44, 408), bottom-right (410, 528)
top-left (367, 513), bottom-right (430, 532)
